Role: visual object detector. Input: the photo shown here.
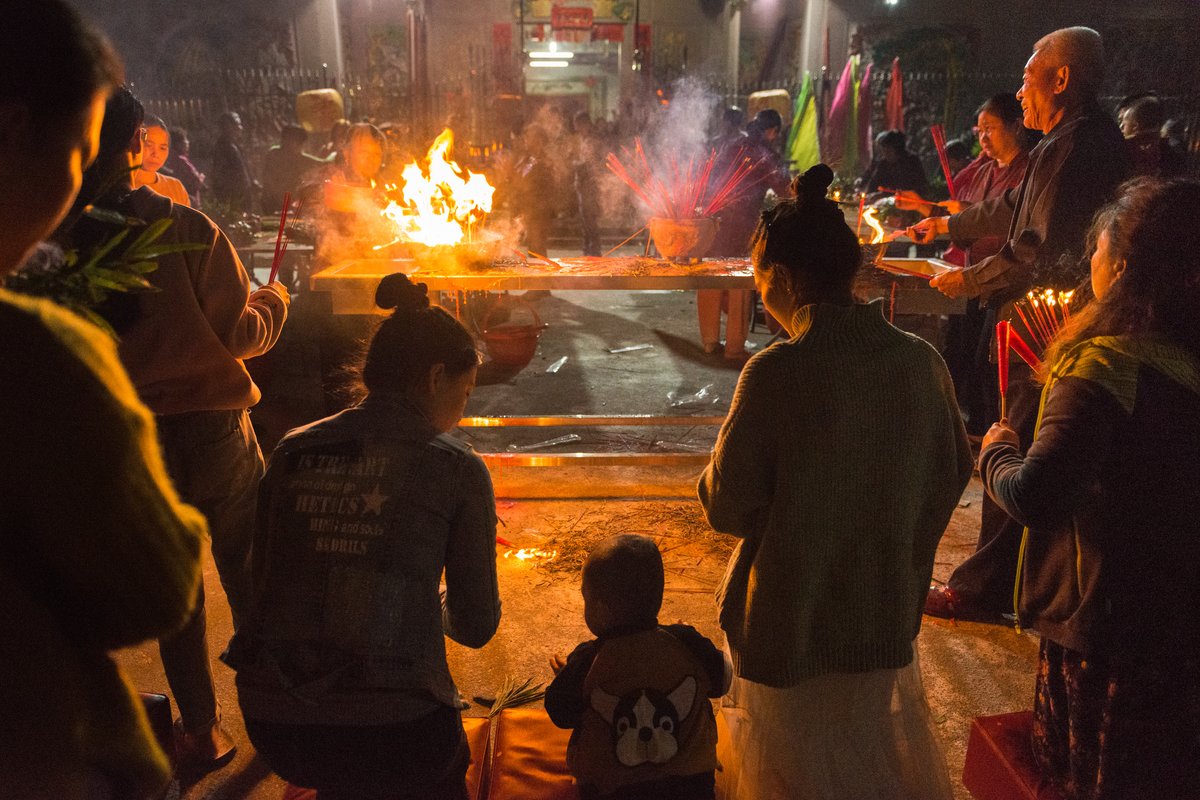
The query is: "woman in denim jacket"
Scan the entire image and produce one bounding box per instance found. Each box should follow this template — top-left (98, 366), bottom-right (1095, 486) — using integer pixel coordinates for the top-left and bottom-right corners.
top-left (227, 274), bottom-right (500, 800)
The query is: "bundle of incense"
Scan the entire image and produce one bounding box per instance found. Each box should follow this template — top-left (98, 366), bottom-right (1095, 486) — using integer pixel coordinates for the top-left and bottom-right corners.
top-left (996, 320), bottom-right (1011, 420)
top-left (1013, 288), bottom-right (1075, 351)
top-left (606, 139), bottom-right (767, 220)
top-left (268, 192), bottom-right (292, 286)
top-left (930, 124), bottom-right (957, 200)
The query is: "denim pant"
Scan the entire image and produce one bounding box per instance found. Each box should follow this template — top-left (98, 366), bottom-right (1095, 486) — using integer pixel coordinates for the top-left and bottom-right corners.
top-left (156, 408), bottom-right (263, 728)
top-left (245, 705), bottom-right (470, 799)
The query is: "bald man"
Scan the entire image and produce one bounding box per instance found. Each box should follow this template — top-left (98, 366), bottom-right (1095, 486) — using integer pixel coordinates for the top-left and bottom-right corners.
top-left (912, 27), bottom-right (1130, 622)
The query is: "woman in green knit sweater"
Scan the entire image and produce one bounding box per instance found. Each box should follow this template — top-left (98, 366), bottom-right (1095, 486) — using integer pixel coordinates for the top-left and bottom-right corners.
top-left (699, 164), bottom-right (972, 799)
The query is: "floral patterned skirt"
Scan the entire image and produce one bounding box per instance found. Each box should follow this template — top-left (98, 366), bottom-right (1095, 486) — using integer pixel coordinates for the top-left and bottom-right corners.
top-left (1033, 637), bottom-right (1200, 800)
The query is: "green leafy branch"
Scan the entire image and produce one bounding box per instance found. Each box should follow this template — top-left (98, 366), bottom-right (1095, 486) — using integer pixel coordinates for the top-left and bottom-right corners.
top-left (6, 216), bottom-right (205, 336)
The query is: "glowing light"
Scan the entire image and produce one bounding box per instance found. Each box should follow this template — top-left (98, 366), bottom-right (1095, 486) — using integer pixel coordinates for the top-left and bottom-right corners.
top-left (379, 128), bottom-right (495, 247)
top-left (862, 207), bottom-right (887, 245)
top-left (502, 548), bottom-right (558, 562)
top-left (529, 51), bottom-right (574, 59)
top-left (529, 60), bottom-right (570, 68)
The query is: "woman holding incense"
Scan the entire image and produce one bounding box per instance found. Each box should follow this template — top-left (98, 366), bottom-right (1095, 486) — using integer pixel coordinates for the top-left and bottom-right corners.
top-left (980, 178), bottom-right (1200, 800)
top-left (699, 164), bottom-right (971, 800)
top-left (226, 273), bottom-right (499, 800)
top-left (0, 5), bottom-right (207, 797)
top-left (899, 94), bottom-right (1035, 434)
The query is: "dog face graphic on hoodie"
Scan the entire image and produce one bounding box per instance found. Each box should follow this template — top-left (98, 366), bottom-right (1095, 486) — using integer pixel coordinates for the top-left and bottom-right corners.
top-left (590, 676), bottom-right (697, 766)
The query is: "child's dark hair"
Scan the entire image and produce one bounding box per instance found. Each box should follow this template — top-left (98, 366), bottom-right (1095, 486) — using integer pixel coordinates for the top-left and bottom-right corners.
top-left (751, 164), bottom-right (861, 303)
top-left (582, 534), bottom-right (664, 629)
top-left (362, 273), bottom-right (480, 395)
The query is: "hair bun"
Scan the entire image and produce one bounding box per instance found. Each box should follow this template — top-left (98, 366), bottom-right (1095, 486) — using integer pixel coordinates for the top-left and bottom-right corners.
top-left (792, 163), bottom-right (835, 205)
top-left (375, 273), bottom-right (430, 313)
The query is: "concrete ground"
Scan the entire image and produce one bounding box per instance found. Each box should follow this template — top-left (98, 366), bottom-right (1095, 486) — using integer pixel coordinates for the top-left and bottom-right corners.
top-left (114, 255), bottom-right (1039, 799)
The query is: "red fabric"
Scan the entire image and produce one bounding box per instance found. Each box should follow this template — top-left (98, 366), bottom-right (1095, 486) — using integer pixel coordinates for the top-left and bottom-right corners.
top-left (885, 58), bottom-right (904, 132)
top-left (953, 151), bottom-right (1029, 265)
top-left (962, 712), bottom-right (1067, 800)
top-left (858, 61), bottom-right (874, 170)
top-left (480, 708), bottom-right (577, 799)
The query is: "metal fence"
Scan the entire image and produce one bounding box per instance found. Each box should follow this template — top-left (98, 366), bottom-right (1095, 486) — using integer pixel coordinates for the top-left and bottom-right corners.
top-left (139, 63), bottom-right (1199, 185)
top-left (141, 67), bottom-right (332, 179)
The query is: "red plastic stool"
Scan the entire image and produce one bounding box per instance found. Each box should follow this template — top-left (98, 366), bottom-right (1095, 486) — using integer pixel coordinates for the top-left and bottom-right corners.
top-left (962, 711), bottom-right (1066, 800)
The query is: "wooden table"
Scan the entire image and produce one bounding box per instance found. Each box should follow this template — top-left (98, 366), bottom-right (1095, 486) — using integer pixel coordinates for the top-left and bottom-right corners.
top-left (308, 255), bottom-right (964, 470)
top-left (310, 255), bottom-right (755, 314)
top-left (309, 254), bottom-right (963, 316)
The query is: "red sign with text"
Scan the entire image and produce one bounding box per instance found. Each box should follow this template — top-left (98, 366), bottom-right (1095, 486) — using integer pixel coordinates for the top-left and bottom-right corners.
top-left (551, 6), bottom-right (594, 30)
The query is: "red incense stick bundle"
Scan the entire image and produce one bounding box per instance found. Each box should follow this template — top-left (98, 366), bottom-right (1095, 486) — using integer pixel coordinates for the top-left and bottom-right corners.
top-left (268, 191), bottom-right (291, 286)
top-left (930, 124), bottom-right (958, 200)
top-left (856, 193), bottom-right (866, 239)
top-left (1007, 325), bottom-right (1043, 372)
top-left (996, 320), bottom-right (1011, 420)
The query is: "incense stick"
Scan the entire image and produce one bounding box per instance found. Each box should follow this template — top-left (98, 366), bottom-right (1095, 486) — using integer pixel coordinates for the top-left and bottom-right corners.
top-left (930, 125), bottom-right (957, 200)
top-left (1007, 325), bottom-right (1043, 371)
top-left (602, 225), bottom-right (649, 257)
top-left (996, 320), bottom-right (1011, 420)
top-left (267, 191), bottom-right (290, 286)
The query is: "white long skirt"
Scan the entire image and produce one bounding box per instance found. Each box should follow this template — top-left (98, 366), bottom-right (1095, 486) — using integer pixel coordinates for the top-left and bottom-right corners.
top-left (717, 647), bottom-right (954, 800)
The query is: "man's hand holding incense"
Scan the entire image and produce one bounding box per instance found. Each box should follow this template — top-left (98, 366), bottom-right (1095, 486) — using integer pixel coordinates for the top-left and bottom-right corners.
top-left (894, 190), bottom-right (935, 216)
top-left (904, 215), bottom-right (948, 244)
top-left (930, 268), bottom-right (969, 298)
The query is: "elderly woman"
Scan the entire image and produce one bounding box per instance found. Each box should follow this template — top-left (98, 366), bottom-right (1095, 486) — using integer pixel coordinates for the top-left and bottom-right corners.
top-left (699, 164), bottom-right (972, 798)
top-left (980, 178), bottom-right (1200, 799)
top-left (226, 273), bottom-right (500, 800)
top-left (900, 94), bottom-right (1036, 439)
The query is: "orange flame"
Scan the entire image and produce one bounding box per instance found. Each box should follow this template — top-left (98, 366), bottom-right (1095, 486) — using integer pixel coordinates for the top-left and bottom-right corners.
top-left (862, 207), bottom-right (887, 245)
top-left (380, 129), bottom-right (495, 247)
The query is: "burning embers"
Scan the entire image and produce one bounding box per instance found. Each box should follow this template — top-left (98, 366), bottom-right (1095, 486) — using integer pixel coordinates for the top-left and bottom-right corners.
top-left (379, 129), bottom-right (496, 249)
top-left (503, 548), bottom-right (558, 563)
